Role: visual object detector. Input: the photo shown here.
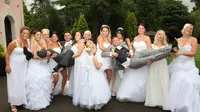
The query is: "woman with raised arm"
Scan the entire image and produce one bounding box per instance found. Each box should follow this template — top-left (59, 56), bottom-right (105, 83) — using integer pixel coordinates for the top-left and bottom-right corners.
top-left (164, 23), bottom-right (200, 112)
top-left (117, 24), bottom-right (152, 102)
top-left (95, 25), bottom-right (113, 84)
top-left (5, 27), bottom-right (30, 112)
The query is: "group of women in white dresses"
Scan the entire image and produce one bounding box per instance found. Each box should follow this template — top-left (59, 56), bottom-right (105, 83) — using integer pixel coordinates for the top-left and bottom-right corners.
top-left (5, 23), bottom-right (200, 112)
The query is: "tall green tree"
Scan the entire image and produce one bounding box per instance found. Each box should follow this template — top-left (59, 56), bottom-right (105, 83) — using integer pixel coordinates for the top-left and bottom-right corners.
top-left (134, 0), bottom-right (160, 30)
top-left (188, 9), bottom-right (200, 39)
top-left (71, 14), bottom-right (89, 35)
top-left (23, 0), bottom-right (34, 30)
top-left (124, 12), bottom-right (138, 40)
top-left (159, 0), bottom-right (188, 42)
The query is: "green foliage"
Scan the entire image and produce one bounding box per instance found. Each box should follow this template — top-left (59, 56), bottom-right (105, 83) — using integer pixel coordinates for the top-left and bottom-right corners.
top-left (188, 9), bottom-right (200, 39)
top-left (71, 14), bottom-right (89, 35)
top-left (191, 0), bottom-right (200, 10)
top-left (23, 0), bottom-right (34, 30)
top-left (159, 0), bottom-right (188, 42)
top-left (0, 44), bottom-right (5, 57)
top-left (124, 12), bottom-right (137, 40)
top-left (135, 0), bottom-right (160, 30)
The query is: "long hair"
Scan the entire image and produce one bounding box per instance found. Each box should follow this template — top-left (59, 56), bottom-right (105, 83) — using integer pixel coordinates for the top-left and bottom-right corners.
top-left (154, 30), bottom-right (168, 45)
top-left (31, 30), bottom-right (47, 51)
top-left (99, 25), bottom-right (111, 39)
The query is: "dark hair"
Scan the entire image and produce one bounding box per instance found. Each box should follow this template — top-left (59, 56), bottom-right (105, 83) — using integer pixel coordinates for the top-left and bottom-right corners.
top-left (116, 27), bottom-right (124, 37)
top-left (20, 26), bottom-right (29, 34)
top-left (31, 30), bottom-right (40, 35)
top-left (138, 23), bottom-right (146, 29)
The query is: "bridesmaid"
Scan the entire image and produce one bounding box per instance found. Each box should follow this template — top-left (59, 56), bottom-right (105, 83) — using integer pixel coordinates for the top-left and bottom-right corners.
top-left (164, 23), bottom-right (200, 112)
top-left (66, 31), bottom-right (89, 106)
top-left (5, 26), bottom-right (30, 112)
top-left (145, 30), bottom-right (169, 108)
top-left (116, 24), bottom-right (152, 102)
top-left (25, 30), bottom-right (52, 110)
top-left (111, 27), bottom-right (133, 96)
top-left (96, 25), bottom-right (113, 84)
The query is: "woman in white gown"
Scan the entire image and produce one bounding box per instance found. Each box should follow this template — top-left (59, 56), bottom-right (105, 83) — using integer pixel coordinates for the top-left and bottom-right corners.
top-left (78, 42), bottom-right (111, 110)
top-left (95, 25), bottom-right (113, 84)
top-left (145, 30), bottom-right (169, 108)
top-left (25, 30), bottom-right (52, 110)
top-left (116, 24), bottom-right (152, 102)
top-left (163, 23), bottom-right (200, 112)
top-left (5, 27), bottom-right (30, 112)
top-left (66, 31), bottom-right (90, 106)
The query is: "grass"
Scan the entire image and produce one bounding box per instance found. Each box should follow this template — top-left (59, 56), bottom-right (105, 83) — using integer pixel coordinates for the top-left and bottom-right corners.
top-left (195, 44), bottom-right (200, 69)
top-left (167, 44), bottom-right (200, 70)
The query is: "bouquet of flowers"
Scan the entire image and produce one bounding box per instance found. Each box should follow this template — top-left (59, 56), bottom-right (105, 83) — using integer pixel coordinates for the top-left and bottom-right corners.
top-left (85, 41), bottom-right (95, 53)
top-left (171, 37), bottom-right (179, 53)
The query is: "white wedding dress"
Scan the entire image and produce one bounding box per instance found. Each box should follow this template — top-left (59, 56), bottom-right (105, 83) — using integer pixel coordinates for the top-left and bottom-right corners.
top-left (78, 55), bottom-right (111, 110)
top-left (145, 44), bottom-right (169, 107)
top-left (66, 44), bottom-right (90, 106)
top-left (25, 47), bottom-right (52, 110)
top-left (7, 40), bottom-right (28, 106)
top-left (96, 43), bottom-right (112, 69)
top-left (116, 41), bottom-right (148, 102)
top-left (163, 45), bottom-right (200, 112)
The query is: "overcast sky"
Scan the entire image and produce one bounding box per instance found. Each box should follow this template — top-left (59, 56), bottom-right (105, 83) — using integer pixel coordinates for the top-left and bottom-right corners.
top-left (24, 0), bottom-right (196, 12)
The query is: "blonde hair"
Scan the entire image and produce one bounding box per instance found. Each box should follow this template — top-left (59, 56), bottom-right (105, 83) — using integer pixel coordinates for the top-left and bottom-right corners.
top-left (41, 29), bottom-right (50, 34)
top-left (154, 30), bottom-right (168, 45)
top-left (99, 25), bottom-right (111, 39)
top-left (181, 23), bottom-right (193, 35)
top-left (84, 30), bottom-right (92, 39)
top-left (31, 31), bottom-right (47, 51)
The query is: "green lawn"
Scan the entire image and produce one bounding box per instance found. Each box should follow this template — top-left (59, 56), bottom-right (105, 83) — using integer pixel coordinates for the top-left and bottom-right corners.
top-left (167, 44), bottom-right (200, 70)
top-left (195, 44), bottom-right (200, 69)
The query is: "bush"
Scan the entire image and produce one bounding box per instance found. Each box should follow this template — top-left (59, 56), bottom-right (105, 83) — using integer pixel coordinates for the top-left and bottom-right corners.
top-left (0, 44), bottom-right (5, 57)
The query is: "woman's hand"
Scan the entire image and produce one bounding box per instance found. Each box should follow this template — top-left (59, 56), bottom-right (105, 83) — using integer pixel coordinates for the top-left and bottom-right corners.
top-left (5, 65), bottom-right (11, 73)
top-left (170, 52), bottom-right (182, 57)
top-left (147, 59), bottom-right (153, 65)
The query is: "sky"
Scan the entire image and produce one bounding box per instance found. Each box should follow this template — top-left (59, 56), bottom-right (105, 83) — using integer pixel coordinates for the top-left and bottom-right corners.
top-left (24, 0), bottom-right (196, 12)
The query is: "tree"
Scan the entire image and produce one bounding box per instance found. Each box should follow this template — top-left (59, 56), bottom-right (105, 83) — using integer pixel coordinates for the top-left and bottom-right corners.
top-left (134, 0), bottom-right (160, 30)
top-left (124, 12), bottom-right (138, 40)
top-left (188, 9), bottom-right (200, 40)
top-left (23, 0), bottom-right (34, 30)
top-left (159, 0), bottom-right (188, 42)
top-left (191, 0), bottom-right (200, 10)
top-left (71, 14), bottom-right (89, 36)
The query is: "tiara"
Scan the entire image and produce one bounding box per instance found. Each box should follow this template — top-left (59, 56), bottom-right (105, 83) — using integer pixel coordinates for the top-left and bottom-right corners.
top-left (118, 27), bottom-right (123, 30)
top-left (101, 24), bottom-right (107, 28)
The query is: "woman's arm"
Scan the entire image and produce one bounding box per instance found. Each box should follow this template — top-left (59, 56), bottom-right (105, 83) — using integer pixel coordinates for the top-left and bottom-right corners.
top-left (97, 36), bottom-right (109, 52)
top-left (92, 56), bottom-right (102, 70)
top-left (145, 36), bottom-right (153, 51)
top-left (178, 37), bottom-right (198, 57)
top-left (72, 42), bottom-right (85, 58)
top-left (58, 41), bottom-right (63, 49)
top-left (5, 41), bottom-right (16, 73)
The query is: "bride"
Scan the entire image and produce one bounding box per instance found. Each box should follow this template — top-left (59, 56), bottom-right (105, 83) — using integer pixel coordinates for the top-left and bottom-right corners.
top-left (116, 24), bottom-right (152, 102)
top-left (163, 23), bottom-right (200, 112)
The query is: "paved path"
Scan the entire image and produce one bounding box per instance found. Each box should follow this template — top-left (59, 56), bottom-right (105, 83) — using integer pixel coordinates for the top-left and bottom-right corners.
top-left (0, 76), bottom-right (166, 112)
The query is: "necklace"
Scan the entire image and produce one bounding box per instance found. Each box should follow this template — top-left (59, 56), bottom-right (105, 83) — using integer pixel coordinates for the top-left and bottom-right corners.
top-left (19, 38), bottom-right (27, 47)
